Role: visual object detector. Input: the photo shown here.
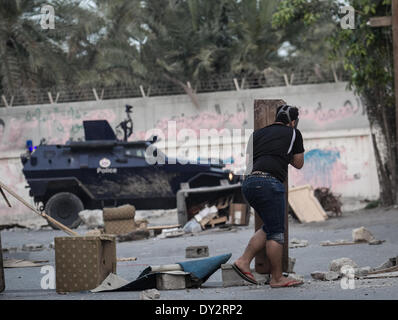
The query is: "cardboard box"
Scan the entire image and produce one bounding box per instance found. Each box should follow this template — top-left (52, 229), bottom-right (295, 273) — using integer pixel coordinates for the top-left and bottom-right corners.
top-left (55, 235), bottom-right (116, 293)
top-left (229, 203), bottom-right (250, 225)
top-left (0, 232), bottom-right (5, 292)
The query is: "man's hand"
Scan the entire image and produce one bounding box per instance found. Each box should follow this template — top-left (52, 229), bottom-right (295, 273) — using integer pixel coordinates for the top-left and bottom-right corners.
top-left (290, 153), bottom-right (304, 169)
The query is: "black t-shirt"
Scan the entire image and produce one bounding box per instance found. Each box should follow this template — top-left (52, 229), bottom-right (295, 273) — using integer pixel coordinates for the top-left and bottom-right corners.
top-left (246, 123), bottom-right (305, 183)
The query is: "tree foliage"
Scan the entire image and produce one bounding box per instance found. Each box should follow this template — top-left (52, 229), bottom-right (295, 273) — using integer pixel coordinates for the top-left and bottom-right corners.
top-left (273, 0), bottom-right (397, 205)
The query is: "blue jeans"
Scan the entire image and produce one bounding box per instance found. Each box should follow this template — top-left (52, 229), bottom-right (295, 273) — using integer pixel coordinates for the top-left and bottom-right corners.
top-left (242, 174), bottom-right (285, 244)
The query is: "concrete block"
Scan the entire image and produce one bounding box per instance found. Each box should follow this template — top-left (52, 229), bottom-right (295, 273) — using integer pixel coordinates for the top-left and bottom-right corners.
top-left (156, 271), bottom-right (191, 290)
top-left (185, 246), bottom-right (209, 258)
top-left (221, 264), bottom-right (269, 287)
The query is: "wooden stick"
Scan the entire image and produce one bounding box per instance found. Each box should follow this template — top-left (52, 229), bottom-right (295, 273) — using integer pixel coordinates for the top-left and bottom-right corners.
top-left (320, 241), bottom-right (359, 246)
top-left (368, 265), bottom-right (398, 275)
top-left (147, 224), bottom-right (181, 231)
top-left (0, 187), bottom-right (11, 207)
top-left (0, 180), bottom-right (79, 236)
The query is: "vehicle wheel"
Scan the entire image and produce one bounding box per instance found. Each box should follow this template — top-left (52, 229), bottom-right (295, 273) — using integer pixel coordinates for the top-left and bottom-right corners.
top-left (45, 192), bottom-right (83, 229)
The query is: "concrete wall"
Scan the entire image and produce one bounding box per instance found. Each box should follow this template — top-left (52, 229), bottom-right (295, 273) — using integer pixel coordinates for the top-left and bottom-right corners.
top-left (0, 82), bottom-right (379, 223)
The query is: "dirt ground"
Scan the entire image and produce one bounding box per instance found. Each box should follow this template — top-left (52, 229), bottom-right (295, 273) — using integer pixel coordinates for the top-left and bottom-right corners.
top-left (1, 205), bottom-right (398, 300)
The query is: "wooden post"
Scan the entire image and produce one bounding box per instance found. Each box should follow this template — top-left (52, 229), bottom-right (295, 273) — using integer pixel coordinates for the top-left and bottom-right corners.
top-left (392, 0), bottom-right (398, 167)
top-left (253, 99), bottom-right (289, 274)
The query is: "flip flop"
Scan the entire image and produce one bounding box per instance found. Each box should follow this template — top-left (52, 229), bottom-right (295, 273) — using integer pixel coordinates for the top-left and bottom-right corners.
top-left (270, 279), bottom-right (303, 288)
top-left (232, 263), bottom-right (258, 285)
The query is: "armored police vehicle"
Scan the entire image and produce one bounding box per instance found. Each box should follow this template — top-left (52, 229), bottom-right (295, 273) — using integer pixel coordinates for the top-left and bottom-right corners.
top-left (21, 105), bottom-right (240, 229)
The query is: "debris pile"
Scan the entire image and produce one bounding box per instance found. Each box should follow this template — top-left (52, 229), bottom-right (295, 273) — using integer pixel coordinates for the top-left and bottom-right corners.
top-left (311, 256), bottom-right (398, 281)
top-left (313, 187), bottom-right (342, 217)
top-left (288, 185), bottom-right (328, 223)
top-left (183, 205), bottom-right (228, 234)
top-left (289, 238), bottom-right (309, 248)
top-left (320, 226), bottom-right (385, 246)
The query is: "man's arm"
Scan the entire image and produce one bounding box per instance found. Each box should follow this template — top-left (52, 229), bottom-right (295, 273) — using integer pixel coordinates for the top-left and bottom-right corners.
top-left (290, 152), bottom-right (304, 169)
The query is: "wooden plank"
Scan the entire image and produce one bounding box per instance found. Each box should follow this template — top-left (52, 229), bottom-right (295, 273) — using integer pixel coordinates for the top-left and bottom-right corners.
top-left (147, 224), bottom-right (181, 231)
top-left (369, 16), bottom-right (392, 27)
top-left (209, 216), bottom-right (227, 228)
top-left (288, 185), bottom-right (327, 223)
top-left (253, 99), bottom-right (289, 274)
top-left (320, 240), bottom-right (358, 246)
top-left (368, 265), bottom-right (398, 275)
top-left (0, 180), bottom-right (79, 236)
top-left (362, 271), bottom-right (398, 279)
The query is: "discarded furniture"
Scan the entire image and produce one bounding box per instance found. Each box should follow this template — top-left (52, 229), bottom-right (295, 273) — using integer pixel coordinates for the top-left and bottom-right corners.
top-left (288, 185), bottom-right (328, 223)
top-left (176, 184), bottom-right (242, 225)
top-left (55, 235), bottom-right (116, 293)
top-left (103, 204), bottom-right (136, 235)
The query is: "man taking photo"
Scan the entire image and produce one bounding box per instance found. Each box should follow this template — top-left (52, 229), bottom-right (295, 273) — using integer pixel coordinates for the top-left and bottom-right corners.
top-left (233, 104), bottom-right (305, 288)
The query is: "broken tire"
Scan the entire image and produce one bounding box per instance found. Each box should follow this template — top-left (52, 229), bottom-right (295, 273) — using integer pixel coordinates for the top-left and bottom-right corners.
top-left (45, 192), bottom-right (83, 229)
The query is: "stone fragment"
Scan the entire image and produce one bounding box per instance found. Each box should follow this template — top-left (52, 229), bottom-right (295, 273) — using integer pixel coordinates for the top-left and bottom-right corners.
top-left (329, 258), bottom-right (358, 273)
top-left (368, 239), bottom-right (385, 245)
top-left (78, 210), bottom-right (104, 229)
top-left (354, 266), bottom-right (372, 277)
top-left (324, 271), bottom-right (340, 281)
top-left (311, 271), bottom-right (326, 281)
top-left (289, 239), bottom-right (309, 248)
top-left (140, 289), bottom-right (160, 300)
top-left (186, 246), bottom-right (209, 258)
top-left (22, 243), bottom-right (44, 251)
top-left (352, 226), bottom-right (375, 243)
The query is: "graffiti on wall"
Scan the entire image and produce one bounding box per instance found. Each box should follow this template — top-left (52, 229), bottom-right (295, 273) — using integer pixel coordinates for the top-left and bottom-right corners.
top-left (0, 159), bottom-right (30, 220)
top-left (0, 107), bottom-right (117, 152)
top-left (289, 148), bottom-right (353, 190)
top-left (298, 98), bottom-right (363, 126)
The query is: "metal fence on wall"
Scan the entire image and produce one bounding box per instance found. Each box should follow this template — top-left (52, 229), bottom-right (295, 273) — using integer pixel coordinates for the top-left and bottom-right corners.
top-left (0, 69), bottom-right (349, 108)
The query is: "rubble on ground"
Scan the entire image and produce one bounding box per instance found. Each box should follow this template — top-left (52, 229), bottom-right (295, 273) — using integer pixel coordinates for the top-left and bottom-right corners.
top-left (329, 257), bottom-right (358, 272)
top-left (320, 227), bottom-right (384, 246)
top-left (22, 243), bottom-right (44, 252)
top-left (157, 227), bottom-right (185, 239)
top-left (311, 256), bottom-right (398, 282)
top-left (140, 289), bottom-right (160, 300)
top-left (116, 229), bottom-right (150, 242)
top-left (78, 210), bottom-right (104, 229)
top-left (289, 238), bottom-right (308, 248)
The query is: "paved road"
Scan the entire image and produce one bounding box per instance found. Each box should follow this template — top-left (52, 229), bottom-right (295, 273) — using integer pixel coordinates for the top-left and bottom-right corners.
top-left (1, 206), bottom-right (398, 300)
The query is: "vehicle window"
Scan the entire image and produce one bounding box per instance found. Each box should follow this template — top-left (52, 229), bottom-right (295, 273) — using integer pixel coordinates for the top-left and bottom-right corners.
top-left (125, 147), bottom-right (146, 158)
